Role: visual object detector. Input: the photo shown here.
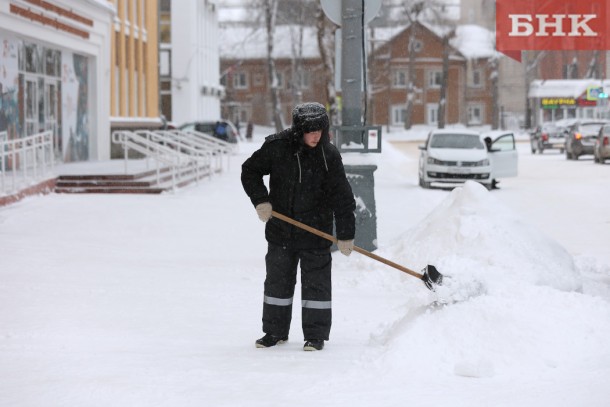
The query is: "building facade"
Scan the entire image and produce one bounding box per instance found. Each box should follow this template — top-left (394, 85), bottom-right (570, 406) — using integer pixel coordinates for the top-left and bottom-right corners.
top-left (159, 0), bottom-right (222, 127)
top-left (369, 23), bottom-right (495, 127)
top-left (109, 0), bottom-right (160, 130)
top-left (219, 25), bottom-right (324, 128)
top-left (0, 0), bottom-right (113, 161)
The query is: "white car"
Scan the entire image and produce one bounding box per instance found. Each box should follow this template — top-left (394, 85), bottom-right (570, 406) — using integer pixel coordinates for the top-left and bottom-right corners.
top-left (418, 129), bottom-right (518, 190)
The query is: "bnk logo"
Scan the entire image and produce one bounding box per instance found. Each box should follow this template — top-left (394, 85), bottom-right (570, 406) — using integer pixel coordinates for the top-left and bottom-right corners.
top-left (496, 0), bottom-right (608, 61)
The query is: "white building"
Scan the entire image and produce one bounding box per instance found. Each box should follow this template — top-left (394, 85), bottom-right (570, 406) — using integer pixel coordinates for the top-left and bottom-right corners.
top-left (159, 0), bottom-right (223, 126)
top-left (0, 0), bottom-right (114, 161)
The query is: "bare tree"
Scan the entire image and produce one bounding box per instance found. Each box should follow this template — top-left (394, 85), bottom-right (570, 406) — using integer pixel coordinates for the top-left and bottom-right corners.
top-left (437, 30), bottom-right (451, 129)
top-left (585, 50), bottom-right (600, 79)
top-left (262, 0), bottom-right (285, 132)
top-left (489, 55), bottom-right (499, 129)
top-left (403, 2), bottom-right (425, 130)
top-left (523, 50), bottom-right (546, 129)
top-left (315, 4), bottom-right (339, 124)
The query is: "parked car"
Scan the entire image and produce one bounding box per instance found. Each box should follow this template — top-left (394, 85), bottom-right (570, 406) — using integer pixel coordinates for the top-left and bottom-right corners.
top-left (594, 123), bottom-right (610, 164)
top-left (418, 129), bottom-right (518, 190)
top-left (564, 120), bottom-right (609, 160)
top-left (179, 120), bottom-right (240, 143)
top-left (529, 122), bottom-right (567, 154)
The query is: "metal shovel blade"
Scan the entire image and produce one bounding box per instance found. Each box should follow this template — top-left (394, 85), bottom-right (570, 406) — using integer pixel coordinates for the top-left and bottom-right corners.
top-left (421, 265), bottom-right (443, 290)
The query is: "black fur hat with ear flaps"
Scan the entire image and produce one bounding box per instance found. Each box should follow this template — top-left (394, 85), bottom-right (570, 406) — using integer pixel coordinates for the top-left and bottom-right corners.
top-left (291, 102), bottom-right (330, 143)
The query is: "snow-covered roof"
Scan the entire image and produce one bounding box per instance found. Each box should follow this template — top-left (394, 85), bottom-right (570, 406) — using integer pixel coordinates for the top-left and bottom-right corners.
top-left (220, 21), bottom-right (497, 61)
top-left (528, 79), bottom-right (610, 98)
top-left (219, 25), bottom-right (320, 59)
top-left (450, 24), bottom-right (498, 59)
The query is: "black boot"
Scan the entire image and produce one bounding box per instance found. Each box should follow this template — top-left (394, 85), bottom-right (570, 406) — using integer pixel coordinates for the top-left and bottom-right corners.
top-left (303, 339), bottom-right (324, 351)
top-left (255, 333), bottom-right (288, 348)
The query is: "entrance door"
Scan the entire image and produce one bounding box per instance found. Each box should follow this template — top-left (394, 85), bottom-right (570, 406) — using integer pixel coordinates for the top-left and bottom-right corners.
top-left (44, 81), bottom-right (60, 154)
top-left (24, 77), bottom-right (38, 136)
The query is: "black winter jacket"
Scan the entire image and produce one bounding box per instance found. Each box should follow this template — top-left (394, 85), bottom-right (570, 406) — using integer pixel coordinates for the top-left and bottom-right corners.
top-left (241, 128), bottom-right (356, 249)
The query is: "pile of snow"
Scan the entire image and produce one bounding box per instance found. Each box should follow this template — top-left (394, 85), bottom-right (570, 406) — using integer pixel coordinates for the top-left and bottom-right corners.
top-left (340, 181), bottom-right (609, 380)
top-left (389, 181), bottom-right (580, 295)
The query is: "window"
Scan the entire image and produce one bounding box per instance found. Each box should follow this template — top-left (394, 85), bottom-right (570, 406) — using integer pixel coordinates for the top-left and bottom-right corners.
top-left (426, 103), bottom-right (438, 125)
top-left (392, 70), bottom-right (407, 88)
top-left (470, 69), bottom-right (482, 88)
top-left (294, 70), bottom-right (310, 89)
top-left (233, 72), bottom-right (248, 89)
top-left (391, 105), bottom-right (406, 125)
top-left (468, 104), bottom-right (484, 125)
top-left (410, 39), bottom-right (423, 53)
top-left (159, 49), bottom-right (171, 77)
top-left (159, 0), bottom-right (171, 43)
top-left (427, 70), bottom-right (442, 89)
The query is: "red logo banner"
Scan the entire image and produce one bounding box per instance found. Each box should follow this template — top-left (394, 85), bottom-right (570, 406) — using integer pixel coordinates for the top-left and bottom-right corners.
top-left (496, 0), bottom-right (609, 62)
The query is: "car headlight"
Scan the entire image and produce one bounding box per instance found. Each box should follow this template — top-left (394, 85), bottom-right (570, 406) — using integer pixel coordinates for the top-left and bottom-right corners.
top-left (476, 159), bottom-right (490, 166)
top-left (427, 157), bottom-right (444, 165)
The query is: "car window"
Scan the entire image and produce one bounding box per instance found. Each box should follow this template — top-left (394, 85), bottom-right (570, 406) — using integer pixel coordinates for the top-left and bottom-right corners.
top-left (492, 133), bottom-right (515, 151)
top-left (579, 123), bottom-right (605, 135)
top-left (429, 133), bottom-right (484, 149)
top-left (195, 123), bottom-right (215, 134)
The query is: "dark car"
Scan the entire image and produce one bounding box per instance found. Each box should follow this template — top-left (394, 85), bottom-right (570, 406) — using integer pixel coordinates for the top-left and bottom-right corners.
top-left (529, 122), bottom-right (569, 154)
top-left (179, 120), bottom-right (240, 143)
top-left (564, 120), bottom-right (609, 160)
top-left (594, 124), bottom-right (610, 164)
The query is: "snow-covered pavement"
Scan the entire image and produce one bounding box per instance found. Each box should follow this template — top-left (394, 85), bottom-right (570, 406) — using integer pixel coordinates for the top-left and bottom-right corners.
top-left (1, 127), bottom-right (609, 406)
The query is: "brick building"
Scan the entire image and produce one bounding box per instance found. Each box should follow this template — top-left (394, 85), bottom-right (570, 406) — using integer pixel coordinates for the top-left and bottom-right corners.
top-left (219, 21), bottom-right (497, 128)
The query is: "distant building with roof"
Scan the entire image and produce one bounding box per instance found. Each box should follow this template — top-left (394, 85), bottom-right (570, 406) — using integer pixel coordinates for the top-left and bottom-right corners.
top-left (528, 79), bottom-right (610, 126)
top-left (219, 20), bottom-right (498, 128)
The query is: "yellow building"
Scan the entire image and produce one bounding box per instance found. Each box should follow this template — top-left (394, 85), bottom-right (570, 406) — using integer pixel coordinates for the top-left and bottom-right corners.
top-left (109, 0), bottom-right (160, 128)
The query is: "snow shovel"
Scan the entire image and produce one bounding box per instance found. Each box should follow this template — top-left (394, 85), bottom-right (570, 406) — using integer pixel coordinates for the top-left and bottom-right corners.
top-left (271, 211), bottom-right (443, 291)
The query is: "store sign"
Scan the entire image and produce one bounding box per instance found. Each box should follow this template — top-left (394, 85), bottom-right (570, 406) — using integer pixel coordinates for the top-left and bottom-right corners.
top-left (541, 97), bottom-right (598, 109)
top-left (496, 0), bottom-right (608, 62)
top-left (541, 98), bottom-right (576, 108)
top-left (587, 86), bottom-right (604, 100)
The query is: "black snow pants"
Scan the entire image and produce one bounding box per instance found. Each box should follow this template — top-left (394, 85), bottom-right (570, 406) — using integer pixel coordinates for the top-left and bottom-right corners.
top-left (262, 242), bottom-right (332, 341)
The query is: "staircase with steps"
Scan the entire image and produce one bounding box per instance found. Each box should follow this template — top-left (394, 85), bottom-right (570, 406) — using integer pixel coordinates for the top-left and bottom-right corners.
top-left (55, 164), bottom-right (210, 194)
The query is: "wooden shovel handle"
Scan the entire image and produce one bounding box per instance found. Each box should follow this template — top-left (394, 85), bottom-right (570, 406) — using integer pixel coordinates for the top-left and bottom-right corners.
top-left (271, 210), bottom-right (424, 280)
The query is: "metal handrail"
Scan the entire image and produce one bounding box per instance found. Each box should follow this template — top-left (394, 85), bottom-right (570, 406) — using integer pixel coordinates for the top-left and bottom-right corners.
top-left (111, 130), bottom-right (228, 190)
top-left (155, 129), bottom-right (228, 172)
top-left (1, 130), bottom-right (55, 196)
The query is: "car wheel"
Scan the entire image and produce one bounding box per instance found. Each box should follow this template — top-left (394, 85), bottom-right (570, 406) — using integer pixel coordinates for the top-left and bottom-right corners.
top-left (573, 154), bottom-right (579, 160)
top-left (418, 175), bottom-right (430, 189)
top-left (566, 151), bottom-right (572, 159)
